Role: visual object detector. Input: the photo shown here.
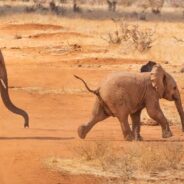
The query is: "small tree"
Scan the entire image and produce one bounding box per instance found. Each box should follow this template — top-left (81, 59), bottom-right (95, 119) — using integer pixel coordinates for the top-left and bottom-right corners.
top-left (73, 0), bottom-right (80, 12)
top-left (107, 0), bottom-right (117, 12)
top-left (50, 0), bottom-right (59, 14)
top-left (149, 0), bottom-right (165, 14)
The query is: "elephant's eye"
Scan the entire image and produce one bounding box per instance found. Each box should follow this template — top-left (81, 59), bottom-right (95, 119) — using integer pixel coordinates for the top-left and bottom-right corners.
top-left (173, 86), bottom-right (177, 90)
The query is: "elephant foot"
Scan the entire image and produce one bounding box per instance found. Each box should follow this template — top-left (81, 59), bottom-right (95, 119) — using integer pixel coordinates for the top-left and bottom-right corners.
top-left (162, 129), bottom-right (172, 138)
top-left (78, 125), bottom-right (87, 139)
top-left (134, 135), bottom-right (143, 141)
top-left (124, 133), bottom-right (134, 141)
top-left (182, 126), bottom-right (184, 132)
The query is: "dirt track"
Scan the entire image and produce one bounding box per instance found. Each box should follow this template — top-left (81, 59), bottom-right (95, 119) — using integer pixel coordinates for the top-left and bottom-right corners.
top-left (0, 12), bottom-right (183, 183)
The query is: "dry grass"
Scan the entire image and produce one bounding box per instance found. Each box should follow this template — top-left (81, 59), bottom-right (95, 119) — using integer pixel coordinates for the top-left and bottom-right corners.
top-left (0, 7), bottom-right (183, 64)
top-left (101, 19), bottom-right (156, 52)
top-left (72, 141), bottom-right (111, 161)
top-left (101, 19), bottom-right (131, 44)
top-left (129, 24), bottom-right (156, 52)
top-left (131, 143), bottom-right (184, 172)
top-left (10, 86), bottom-right (87, 95)
top-left (46, 141), bottom-right (184, 183)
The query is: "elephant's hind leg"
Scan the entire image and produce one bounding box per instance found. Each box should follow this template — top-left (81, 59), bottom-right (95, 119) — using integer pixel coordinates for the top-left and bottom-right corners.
top-left (78, 100), bottom-right (109, 139)
top-left (130, 110), bottom-right (143, 141)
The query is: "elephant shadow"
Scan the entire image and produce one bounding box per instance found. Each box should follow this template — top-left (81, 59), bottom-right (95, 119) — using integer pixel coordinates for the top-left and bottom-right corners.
top-left (144, 139), bottom-right (184, 143)
top-left (0, 136), bottom-right (75, 141)
top-left (86, 138), bottom-right (184, 143)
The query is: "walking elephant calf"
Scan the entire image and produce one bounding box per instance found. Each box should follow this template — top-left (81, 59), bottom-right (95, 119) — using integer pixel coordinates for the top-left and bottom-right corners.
top-left (74, 61), bottom-right (184, 141)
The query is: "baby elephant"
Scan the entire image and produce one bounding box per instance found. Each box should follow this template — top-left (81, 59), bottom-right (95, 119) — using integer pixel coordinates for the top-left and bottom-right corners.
top-left (75, 62), bottom-right (184, 141)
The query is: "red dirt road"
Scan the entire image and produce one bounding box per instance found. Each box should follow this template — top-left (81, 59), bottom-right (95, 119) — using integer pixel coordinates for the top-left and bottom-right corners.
top-left (0, 60), bottom-right (183, 184)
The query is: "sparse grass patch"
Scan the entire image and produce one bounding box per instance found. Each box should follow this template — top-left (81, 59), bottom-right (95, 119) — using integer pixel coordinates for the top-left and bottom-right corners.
top-left (129, 24), bottom-right (155, 52)
top-left (101, 19), bottom-right (156, 53)
top-left (128, 143), bottom-right (184, 172)
top-left (72, 140), bottom-right (112, 162)
top-left (162, 143), bottom-right (184, 169)
top-left (10, 86), bottom-right (87, 95)
top-left (46, 142), bottom-right (184, 183)
top-left (101, 19), bottom-right (131, 45)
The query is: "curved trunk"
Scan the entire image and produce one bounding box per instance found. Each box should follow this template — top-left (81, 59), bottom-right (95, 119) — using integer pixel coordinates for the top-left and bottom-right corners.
top-left (0, 51), bottom-right (29, 127)
top-left (174, 91), bottom-right (184, 131)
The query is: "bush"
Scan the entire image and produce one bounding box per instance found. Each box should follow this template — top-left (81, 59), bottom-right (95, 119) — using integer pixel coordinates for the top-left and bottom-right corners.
top-left (129, 24), bottom-right (155, 52)
top-left (101, 19), bottom-right (156, 53)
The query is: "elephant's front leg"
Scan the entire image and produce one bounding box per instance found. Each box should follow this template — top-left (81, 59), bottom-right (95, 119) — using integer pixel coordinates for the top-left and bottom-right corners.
top-left (146, 101), bottom-right (172, 138)
top-left (130, 110), bottom-right (143, 141)
top-left (117, 110), bottom-right (134, 141)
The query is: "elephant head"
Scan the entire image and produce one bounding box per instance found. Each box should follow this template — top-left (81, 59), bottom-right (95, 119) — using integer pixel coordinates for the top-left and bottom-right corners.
top-left (141, 61), bottom-right (184, 131)
top-left (0, 51), bottom-right (29, 128)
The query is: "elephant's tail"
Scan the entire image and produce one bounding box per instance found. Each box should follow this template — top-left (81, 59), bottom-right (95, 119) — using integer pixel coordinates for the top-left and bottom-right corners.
top-left (74, 75), bottom-right (114, 117)
top-left (74, 75), bottom-right (98, 95)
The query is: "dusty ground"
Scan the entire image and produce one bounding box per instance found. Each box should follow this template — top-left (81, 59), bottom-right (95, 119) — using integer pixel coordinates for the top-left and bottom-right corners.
top-left (0, 4), bottom-right (183, 184)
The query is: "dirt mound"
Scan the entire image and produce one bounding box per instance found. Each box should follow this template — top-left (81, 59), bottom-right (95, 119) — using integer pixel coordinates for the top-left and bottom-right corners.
top-left (29, 32), bottom-right (91, 39)
top-left (1, 23), bottom-right (63, 31)
top-left (61, 58), bottom-right (146, 65)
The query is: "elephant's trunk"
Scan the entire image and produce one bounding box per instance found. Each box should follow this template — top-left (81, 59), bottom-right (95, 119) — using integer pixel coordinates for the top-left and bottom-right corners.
top-left (0, 51), bottom-right (29, 128)
top-left (0, 85), bottom-right (29, 127)
top-left (174, 91), bottom-right (184, 131)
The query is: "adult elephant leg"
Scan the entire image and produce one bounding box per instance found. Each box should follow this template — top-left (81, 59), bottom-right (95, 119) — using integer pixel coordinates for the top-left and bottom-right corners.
top-left (117, 109), bottom-right (134, 141)
top-left (130, 110), bottom-right (143, 141)
top-left (78, 100), bottom-right (109, 139)
top-left (146, 101), bottom-right (172, 138)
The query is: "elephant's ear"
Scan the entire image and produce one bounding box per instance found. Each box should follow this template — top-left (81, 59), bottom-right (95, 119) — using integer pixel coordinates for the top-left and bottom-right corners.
top-left (140, 61), bottom-right (157, 72)
top-left (150, 64), bottom-right (166, 98)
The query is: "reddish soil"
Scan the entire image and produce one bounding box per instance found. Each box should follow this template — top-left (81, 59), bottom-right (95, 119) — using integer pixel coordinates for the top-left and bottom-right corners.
top-left (0, 58), bottom-right (183, 184)
top-left (0, 16), bottom-right (183, 184)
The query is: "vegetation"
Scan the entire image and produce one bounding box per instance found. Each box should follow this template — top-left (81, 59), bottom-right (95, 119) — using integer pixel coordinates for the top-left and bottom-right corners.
top-left (101, 19), bottom-right (156, 52)
top-left (47, 141), bottom-right (184, 183)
